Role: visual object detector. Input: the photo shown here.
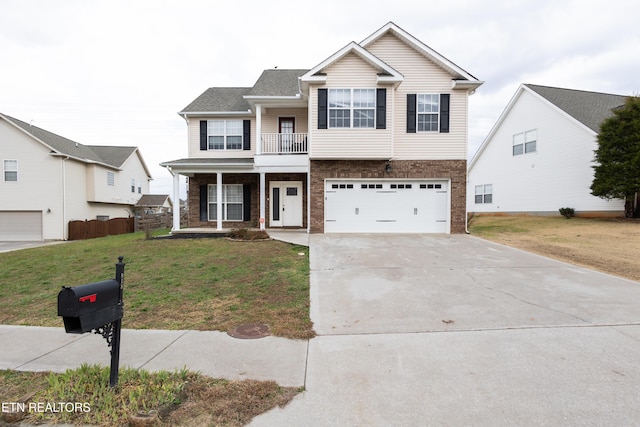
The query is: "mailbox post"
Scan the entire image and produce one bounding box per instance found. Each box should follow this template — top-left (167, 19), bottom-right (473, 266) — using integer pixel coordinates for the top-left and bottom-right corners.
top-left (57, 256), bottom-right (125, 388)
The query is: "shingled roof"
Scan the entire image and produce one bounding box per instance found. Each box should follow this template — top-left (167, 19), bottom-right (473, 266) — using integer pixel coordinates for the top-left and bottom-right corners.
top-left (135, 194), bottom-right (171, 207)
top-left (180, 87), bottom-right (252, 113)
top-left (179, 69), bottom-right (308, 114)
top-left (247, 69), bottom-right (308, 97)
top-left (1, 112), bottom-right (142, 170)
top-left (525, 84), bottom-right (628, 133)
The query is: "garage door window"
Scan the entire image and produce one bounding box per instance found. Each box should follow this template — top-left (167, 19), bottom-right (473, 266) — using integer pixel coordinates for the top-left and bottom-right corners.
top-left (3, 160), bottom-right (17, 182)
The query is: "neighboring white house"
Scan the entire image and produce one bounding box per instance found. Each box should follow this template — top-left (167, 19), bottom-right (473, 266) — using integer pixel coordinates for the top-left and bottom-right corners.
top-left (468, 84), bottom-right (627, 217)
top-left (162, 22), bottom-right (482, 234)
top-left (0, 112), bottom-right (152, 240)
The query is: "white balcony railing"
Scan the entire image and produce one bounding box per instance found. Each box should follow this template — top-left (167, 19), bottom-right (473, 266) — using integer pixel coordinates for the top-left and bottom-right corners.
top-left (261, 133), bottom-right (308, 154)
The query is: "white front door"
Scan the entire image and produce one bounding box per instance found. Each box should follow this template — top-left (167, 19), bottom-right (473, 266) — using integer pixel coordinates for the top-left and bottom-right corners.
top-left (270, 181), bottom-right (303, 227)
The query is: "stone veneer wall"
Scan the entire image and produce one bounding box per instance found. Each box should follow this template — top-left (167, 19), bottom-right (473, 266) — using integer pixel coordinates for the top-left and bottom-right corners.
top-left (309, 159), bottom-right (467, 233)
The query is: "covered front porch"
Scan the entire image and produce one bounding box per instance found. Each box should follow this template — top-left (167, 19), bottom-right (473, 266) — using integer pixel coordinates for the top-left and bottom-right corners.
top-left (161, 158), bottom-right (310, 234)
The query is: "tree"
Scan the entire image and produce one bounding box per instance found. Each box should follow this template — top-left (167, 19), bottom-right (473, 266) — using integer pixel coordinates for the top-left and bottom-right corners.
top-left (591, 96), bottom-right (640, 217)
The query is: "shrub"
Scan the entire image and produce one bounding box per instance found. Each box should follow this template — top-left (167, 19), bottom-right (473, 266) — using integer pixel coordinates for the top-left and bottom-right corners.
top-left (228, 228), bottom-right (270, 240)
top-left (559, 207), bottom-right (575, 219)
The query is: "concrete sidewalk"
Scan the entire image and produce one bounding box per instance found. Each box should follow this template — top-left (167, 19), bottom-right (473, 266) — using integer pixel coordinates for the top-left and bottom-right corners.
top-left (0, 325), bottom-right (307, 387)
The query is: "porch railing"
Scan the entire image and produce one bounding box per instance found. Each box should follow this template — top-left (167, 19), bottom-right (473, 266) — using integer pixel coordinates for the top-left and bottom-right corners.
top-left (261, 133), bottom-right (308, 154)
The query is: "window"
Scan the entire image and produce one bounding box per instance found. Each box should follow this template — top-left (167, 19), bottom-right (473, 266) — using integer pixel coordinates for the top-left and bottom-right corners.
top-left (107, 172), bottom-right (115, 186)
top-left (208, 120), bottom-right (243, 150)
top-left (3, 160), bottom-right (17, 182)
top-left (329, 89), bottom-right (376, 128)
top-left (513, 129), bottom-right (537, 155)
top-left (131, 178), bottom-right (135, 193)
top-left (417, 94), bottom-right (440, 132)
top-left (475, 184), bottom-right (493, 204)
top-left (137, 180), bottom-right (142, 194)
top-left (208, 184), bottom-right (243, 221)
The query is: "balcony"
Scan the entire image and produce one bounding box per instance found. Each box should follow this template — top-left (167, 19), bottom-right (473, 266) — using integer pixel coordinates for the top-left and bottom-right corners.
top-left (261, 133), bottom-right (308, 155)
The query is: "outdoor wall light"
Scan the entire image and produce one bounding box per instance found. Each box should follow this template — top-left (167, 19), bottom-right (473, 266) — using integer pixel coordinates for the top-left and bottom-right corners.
top-left (385, 163), bottom-right (392, 173)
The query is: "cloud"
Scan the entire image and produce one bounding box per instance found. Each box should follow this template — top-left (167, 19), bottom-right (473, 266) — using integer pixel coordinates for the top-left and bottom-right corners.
top-left (0, 0), bottom-right (638, 197)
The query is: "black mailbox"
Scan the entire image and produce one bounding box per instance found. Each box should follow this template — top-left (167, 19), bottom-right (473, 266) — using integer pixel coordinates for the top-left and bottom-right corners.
top-left (58, 279), bottom-right (123, 334)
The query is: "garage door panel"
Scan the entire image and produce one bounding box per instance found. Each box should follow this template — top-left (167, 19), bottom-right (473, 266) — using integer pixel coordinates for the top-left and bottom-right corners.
top-left (0, 211), bottom-right (43, 241)
top-left (325, 180), bottom-right (449, 233)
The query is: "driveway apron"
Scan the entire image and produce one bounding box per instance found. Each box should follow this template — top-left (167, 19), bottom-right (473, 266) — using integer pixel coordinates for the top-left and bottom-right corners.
top-left (251, 234), bottom-right (640, 426)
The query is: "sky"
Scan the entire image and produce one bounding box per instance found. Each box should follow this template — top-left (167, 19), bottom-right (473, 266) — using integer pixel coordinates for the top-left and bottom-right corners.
top-left (1, 0), bottom-right (638, 198)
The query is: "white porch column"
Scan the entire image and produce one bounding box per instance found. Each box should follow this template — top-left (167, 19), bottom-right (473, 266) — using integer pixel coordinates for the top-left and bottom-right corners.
top-left (216, 173), bottom-right (223, 230)
top-left (259, 172), bottom-right (266, 230)
top-left (172, 171), bottom-right (180, 231)
top-left (256, 104), bottom-right (262, 155)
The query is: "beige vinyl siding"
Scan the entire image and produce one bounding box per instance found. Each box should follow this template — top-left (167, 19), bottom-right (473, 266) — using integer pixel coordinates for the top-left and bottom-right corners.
top-left (261, 108), bottom-right (308, 134)
top-left (187, 117), bottom-right (255, 158)
top-left (310, 53), bottom-right (392, 159)
top-left (366, 33), bottom-right (468, 160)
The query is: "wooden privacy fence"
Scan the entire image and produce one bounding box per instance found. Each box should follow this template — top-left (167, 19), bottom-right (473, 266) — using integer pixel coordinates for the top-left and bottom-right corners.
top-left (68, 218), bottom-right (134, 240)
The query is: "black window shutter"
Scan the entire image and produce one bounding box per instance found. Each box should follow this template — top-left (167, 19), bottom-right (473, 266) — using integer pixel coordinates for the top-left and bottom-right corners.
top-left (243, 120), bottom-right (251, 150)
top-left (376, 88), bottom-right (386, 129)
top-left (440, 94), bottom-right (450, 133)
top-left (406, 94), bottom-right (416, 133)
top-left (199, 185), bottom-right (208, 221)
top-left (200, 121), bottom-right (208, 150)
top-left (243, 184), bottom-right (251, 221)
top-left (318, 88), bottom-right (328, 129)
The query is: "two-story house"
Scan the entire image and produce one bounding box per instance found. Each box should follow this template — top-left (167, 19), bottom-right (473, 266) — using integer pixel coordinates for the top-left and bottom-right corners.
top-left (0, 112), bottom-right (152, 240)
top-left (162, 22), bottom-right (482, 234)
top-left (468, 84), bottom-right (627, 217)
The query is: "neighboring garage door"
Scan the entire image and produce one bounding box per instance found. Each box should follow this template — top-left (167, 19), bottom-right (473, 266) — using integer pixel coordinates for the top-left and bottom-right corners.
top-left (324, 180), bottom-right (449, 233)
top-left (0, 211), bottom-right (43, 241)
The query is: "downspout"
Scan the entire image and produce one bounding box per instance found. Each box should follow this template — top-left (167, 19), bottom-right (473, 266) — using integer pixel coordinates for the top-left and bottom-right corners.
top-left (62, 156), bottom-right (69, 240)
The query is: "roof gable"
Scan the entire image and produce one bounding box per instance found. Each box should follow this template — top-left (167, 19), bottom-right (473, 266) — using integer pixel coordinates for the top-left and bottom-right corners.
top-left (469, 84), bottom-right (629, 170)
top-left (361, 22), bottom-right (482, 88)
top-left (300, 41), bottom-right (403, 84)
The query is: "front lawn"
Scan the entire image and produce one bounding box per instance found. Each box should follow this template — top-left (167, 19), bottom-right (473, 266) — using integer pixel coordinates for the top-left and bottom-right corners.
top-left (0, 230), bottom-right (313, 339)
top-left (469, 216), bottom-right (640, 282)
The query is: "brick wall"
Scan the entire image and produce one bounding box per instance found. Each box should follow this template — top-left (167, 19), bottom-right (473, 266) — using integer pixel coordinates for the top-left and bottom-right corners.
top-left (187, 173), bottom-right (307, 229)
top-left (310, 159), bottom-right (467, 233)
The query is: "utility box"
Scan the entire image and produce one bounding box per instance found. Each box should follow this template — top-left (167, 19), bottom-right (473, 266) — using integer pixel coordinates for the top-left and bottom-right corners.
top-left (57, 279), bottom-right (123, 334)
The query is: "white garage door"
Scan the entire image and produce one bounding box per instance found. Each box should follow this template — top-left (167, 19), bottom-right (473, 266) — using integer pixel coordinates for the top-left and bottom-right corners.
top-left (324, 180), bottom-right (449, 233)
top-left (0, 211), bottom-right (43, 241)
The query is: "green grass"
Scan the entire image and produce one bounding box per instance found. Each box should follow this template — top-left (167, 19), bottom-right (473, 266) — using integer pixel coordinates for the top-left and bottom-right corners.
top-left (0, 365), bottom-right (300, 426)
top-left (0, 229), bottom-right (313, 339)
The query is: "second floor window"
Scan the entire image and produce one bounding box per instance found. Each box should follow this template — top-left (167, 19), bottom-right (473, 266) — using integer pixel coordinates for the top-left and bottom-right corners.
top-left (329, 88), bottom-right (376, 128)
top-left (131, 178), bottom-right (136, 193)
top-left (417, 94), bottom-right (440, 132)
top-left (513, 129), bottom-right (537, 155)
top-left (208, 120), bottom-right (243, 150)
top-left (3, 160), bottom-right (17, 182)
top-left (107, 172), bottom-right (115, 186)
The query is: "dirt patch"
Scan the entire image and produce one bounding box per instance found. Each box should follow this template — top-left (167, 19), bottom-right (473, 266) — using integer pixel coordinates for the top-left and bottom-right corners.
top-left (469, 216), bottom-right (640, 282)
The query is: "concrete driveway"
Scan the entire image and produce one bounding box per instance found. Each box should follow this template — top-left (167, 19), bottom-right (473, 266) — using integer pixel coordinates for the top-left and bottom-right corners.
top-left (252, 234), bottom-right (640, 426)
